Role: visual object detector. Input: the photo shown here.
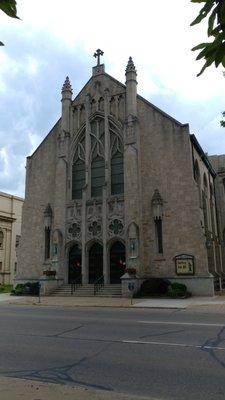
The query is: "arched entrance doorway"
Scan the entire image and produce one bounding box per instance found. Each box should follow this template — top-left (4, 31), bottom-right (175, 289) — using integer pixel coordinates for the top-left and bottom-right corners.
top-left (68, 244), bottom-right (82, 284)
top-left (110, 241), bottom-right (126, 284)
top-left (89, 243), bottom-right (103, 283)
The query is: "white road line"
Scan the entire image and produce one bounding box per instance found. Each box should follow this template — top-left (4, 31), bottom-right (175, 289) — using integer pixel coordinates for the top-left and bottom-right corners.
top-left (138, 321), bottom-right (225, 327)
top-left (123, 340), bottom-right (225, 351)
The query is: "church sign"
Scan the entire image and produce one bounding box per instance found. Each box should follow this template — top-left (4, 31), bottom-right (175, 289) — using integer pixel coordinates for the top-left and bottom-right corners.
top-left (175, 254), bottom-right (195, 276)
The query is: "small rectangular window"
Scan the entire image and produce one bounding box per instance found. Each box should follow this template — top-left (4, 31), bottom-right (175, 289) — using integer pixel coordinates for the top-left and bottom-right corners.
top-left (0, 262), bottom-right (2, 271)
top-left (45, 228), bottom-right (51, 260)
top-left (155, 218), bottom-right (163, 254)
top-left (16, 235), bottom-right (21, 248)
top-left (14, 262), bottom-right (17, 273)
top-left (0, 231), bottom-right (3, 248)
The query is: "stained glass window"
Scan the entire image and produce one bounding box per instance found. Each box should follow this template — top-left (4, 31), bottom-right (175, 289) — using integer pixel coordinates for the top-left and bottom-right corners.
top-left (91, 156), bottom-right (105, 197)
top-left (111, 151), bottom-right (124, 195)
top-left (72, 159), bottom-right (85, 199)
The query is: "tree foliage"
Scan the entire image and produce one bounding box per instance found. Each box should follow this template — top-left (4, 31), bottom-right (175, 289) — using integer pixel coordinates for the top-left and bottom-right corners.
top-left (220, 111), bottom-right (225, 127)
top-left (0, 0), bottom-right (19, 46)
top-left (191, 0), bottom-right (225, 76)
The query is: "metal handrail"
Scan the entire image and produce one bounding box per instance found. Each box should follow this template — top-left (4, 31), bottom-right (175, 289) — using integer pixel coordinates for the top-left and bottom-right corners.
top-left (94, 275), bottom-right (104, 295)
top-left (71, 274), bottom-right (83, 294)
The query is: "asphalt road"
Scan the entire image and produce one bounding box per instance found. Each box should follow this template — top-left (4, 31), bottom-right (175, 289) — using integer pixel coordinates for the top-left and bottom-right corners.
top-left (1, 305), bottom-right (225, 399)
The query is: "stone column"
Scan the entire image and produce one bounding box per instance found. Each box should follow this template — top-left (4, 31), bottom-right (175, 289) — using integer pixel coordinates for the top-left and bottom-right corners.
top-left (102, 186), bottom-right (109, 283)
top-left (81, 188), bottom-right (88, 284)
top-left (124, 57), bottom-right (140, 270)
top-left (85, 94), bottom-right (91, 198)
top-left (104, 89), bottom-right (110, 196)
top-left (125, 57), bottom-right (137, 117)
top-left (53, 77), bottom-right (72, 282)
top-left (61, 76), bottom-right (72, 135)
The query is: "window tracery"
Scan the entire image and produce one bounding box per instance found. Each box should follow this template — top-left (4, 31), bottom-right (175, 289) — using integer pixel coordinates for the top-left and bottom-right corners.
top-left (110, 122), bottom-right (124, 195)
top-left (72, 116), bottom-right (124, 199)
top-left (72, 134), bottom-right (85, 199)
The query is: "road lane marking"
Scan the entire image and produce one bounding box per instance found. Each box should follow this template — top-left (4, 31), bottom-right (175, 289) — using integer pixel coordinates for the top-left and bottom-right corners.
top-left (123, 340), bottom-right (225, 350)
top-left (139, 321), bottom-right (225, 327)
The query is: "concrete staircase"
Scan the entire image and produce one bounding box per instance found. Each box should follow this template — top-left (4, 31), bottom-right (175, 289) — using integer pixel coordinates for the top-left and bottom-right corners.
top-left (50, 283), bottom-right (122, 297)
top-left (96, 284), bottom-right (122, 297)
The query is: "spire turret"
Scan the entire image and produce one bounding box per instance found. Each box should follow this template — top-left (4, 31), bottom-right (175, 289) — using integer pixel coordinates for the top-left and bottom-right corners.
top-left (61, 76), bottom-right (72, 134)
top-left (61, 76), bottom-right (72, 96)
top-left (125, 56), bottom-right (137, 117)
top-left (126, 56), bottom-right (136, 73)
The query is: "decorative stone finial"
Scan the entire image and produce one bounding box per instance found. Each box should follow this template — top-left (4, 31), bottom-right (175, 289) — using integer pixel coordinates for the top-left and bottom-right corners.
top-left (151, 189), bottom-right (163, 205)
top-left (61, 76), bottom-right (72, 93)
top-left (151, 189), bottom-right (163, 220)
top-left (126, 56), bottom-right (136, 73)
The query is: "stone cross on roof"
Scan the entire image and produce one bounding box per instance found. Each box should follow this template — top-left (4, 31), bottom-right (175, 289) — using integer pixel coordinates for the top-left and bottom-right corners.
top-left (94, 49), bottom-right (104, 66)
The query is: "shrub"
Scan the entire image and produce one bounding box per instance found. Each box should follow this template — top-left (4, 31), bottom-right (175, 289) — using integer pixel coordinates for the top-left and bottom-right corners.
top-left (139, 278), bottom-right (171, 297)
top-left (12, 282), bottom-right (39, 296)
top-left (167, 282), bottom-right (191, 298)
top-left (0, 284), bottom-right (13, 293)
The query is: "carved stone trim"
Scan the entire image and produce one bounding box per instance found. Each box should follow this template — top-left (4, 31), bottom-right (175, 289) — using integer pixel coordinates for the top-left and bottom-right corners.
top-left (67, 222), bottom-right (81, 240)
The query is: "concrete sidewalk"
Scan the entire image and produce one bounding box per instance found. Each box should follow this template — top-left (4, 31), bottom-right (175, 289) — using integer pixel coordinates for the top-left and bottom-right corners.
top-left (0, 376), bottom-right (155, 400)
top-left (2, 293), bottom-right (225, 309)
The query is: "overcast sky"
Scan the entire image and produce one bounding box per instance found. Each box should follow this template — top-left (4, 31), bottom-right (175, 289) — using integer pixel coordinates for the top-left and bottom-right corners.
top-left (0, 0), bottom-right (224, 198)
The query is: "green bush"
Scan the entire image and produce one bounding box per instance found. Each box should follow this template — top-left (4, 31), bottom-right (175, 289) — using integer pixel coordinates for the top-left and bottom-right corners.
top-left (0, 284), bottom-right (13, 293)
top-left (167, 282), bottom-right (191, 299)
top-left (12, 282), bottom-right (39, 296)
top-left (170, 282), bottom-right (187, 292)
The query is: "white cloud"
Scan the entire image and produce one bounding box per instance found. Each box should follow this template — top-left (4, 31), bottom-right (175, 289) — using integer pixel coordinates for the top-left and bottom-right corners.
top-left (0, 148), bottom-right (9, 177)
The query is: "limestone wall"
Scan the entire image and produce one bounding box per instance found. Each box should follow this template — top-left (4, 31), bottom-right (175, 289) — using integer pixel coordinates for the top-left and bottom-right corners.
top-left (17, 122), bottom-right (59, 280)
top-left (137, 98), bottom-right (209, 277)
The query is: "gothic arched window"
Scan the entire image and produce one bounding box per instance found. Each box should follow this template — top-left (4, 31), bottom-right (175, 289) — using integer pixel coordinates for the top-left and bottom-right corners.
top-left (91, 156), bottom-right (105, 197)
top-left (110, 123), bottom-right (124, 195)
top-left (72, 134), bottom-right (85, 200)
top-left (194, 160), bottom-right (201, 206)
top-left (223, 178), bottom-right (225, 196)
top-left (194, 160), bottom-right (200, 184)
top-left (203, 173), bottom-right (208, 194)
top-left (111, 151), bottom-right (124, 195)
top-left (90, 118), bottom-right (105, 198)
top-left (72, 159), bottom-right (85, 199)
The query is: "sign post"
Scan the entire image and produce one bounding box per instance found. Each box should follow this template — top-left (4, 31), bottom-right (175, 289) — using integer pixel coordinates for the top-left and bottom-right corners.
top-left (38, 281), bottom-right (41, 303)
top-left (128, 282), bottom-right (135, 305)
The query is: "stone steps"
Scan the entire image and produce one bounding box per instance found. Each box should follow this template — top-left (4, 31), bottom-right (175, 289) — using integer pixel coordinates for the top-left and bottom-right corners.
top-left (50, 283), bottom-right (122, 297)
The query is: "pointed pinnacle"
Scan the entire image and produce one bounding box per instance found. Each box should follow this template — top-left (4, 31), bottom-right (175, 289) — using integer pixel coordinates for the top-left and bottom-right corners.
top-left (61, 76), bottom-right (72, 93)
top-left (126, 56), bottom-right (136, 73)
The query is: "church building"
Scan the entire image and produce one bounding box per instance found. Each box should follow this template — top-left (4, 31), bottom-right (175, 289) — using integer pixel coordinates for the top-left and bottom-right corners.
top-left (17, 50), bottom-right (225, 296)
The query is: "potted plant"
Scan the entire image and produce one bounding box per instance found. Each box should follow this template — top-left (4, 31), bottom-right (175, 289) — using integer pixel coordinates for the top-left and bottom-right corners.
top-left (124, 267), bottom-right (137, 276)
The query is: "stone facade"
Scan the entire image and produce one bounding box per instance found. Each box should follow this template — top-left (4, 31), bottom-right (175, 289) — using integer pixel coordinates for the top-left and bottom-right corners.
top-left (17, 53), bottom-right (225, 295)
top-left (0, 191), bottom-right (23, 284)
top-left (208, 155), bottom-right (225, 278)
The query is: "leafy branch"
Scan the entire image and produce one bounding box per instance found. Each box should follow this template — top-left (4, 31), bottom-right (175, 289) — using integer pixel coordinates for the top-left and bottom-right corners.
top-left (191, 0), bottom-right (225, 76)
top-left (0, 0), bottom-right (20, 46)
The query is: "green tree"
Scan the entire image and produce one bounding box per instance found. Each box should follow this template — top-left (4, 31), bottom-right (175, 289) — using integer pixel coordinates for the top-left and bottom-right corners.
top-left (0, 0), bottom-right (19, 46)
top-left (191, 0), bottom-right (225, 127)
